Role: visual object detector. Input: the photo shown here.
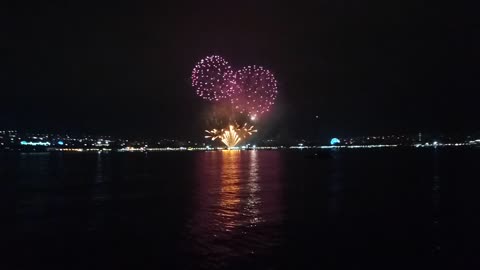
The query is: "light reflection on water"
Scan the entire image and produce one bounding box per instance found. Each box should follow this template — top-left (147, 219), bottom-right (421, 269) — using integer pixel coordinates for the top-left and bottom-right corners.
top-left (246, 150), bottom-right (262, 225)
top-left (218, 150), bottom-right (242, 231)
top-left (189, 150), bottom-right (283, 263)
top-left (217, 150), bottom-right (263, 230)
top-left (10, 149), bottom-right (480, 269)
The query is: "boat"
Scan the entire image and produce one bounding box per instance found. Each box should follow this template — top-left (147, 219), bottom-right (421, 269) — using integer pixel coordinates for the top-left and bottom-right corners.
top-left (305, 150), bottom-right (333, 160)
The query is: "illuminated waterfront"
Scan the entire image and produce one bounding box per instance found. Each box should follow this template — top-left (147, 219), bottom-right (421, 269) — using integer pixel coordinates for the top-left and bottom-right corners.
top-left (1, 129), bottom-right (479, 153)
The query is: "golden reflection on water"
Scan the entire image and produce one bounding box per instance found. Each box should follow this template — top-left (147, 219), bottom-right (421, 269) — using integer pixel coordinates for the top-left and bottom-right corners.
top-left (192, 149), bottom-right (283, 239)
top-left (187, 149), bottom-right (284, 270)
top-left (190, 150), bottom-right (283, 261)
top-left (192, 150), bottom-right (263, 232)
top-left (218, 150), bottom-right (242, 231)
top-left (217, 150), bottom-right (263, 231)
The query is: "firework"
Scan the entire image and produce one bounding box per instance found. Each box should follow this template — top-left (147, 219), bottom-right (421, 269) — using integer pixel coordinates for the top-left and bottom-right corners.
top-left (231, 65), bottom-right (278, 120)
top-left (191, 55), bottom-right (237, 101)
top-left (192, 56), bottom-right (278, 146)
top-left (205, 123), bottom-right (257, 148)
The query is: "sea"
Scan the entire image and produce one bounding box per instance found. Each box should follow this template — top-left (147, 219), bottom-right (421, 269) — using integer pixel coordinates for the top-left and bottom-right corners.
top-left (5, 148), bottom-right (480, 269)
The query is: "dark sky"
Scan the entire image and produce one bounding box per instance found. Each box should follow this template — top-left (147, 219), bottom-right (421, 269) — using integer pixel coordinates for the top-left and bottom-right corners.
top-left (2, 1), bottom-right (479, 140)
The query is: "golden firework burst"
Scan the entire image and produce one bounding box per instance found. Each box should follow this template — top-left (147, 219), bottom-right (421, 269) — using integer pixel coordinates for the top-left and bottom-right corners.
top-left (205, 123), bottom-right (257, 148)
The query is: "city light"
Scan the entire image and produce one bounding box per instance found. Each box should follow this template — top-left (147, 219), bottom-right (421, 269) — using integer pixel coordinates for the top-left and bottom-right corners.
top-left (330, 138), bottom-right (340, 145)
top-left (1, 130), bottom-right (478, 152)
top-left (20, 141), bottom-right (51, 146)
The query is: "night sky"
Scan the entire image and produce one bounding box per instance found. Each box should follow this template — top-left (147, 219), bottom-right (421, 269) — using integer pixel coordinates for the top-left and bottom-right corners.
top-left (3, 1), bottom-right (479, 140)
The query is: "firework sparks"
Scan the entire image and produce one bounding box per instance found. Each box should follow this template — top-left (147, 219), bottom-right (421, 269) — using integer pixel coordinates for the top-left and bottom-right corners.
top-left (192, 56), bottom-right (278, 146)
top-left (231, 65), bottom-right (278, 119)
top-left (191, 55), bottom-right (237, 101)
top-left (205, 123), bottom-right (257, 148)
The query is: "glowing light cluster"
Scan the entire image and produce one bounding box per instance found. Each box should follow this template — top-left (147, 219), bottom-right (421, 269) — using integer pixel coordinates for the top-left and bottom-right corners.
top-left (330, 138), bottom-right (340, 145)
top-left (205, 124), bottom-right (257, 148)
top-left (231, 65), bottom-right (278, 119)
top-left (20, 141), bottom-right (51, 146)
top-left (191, 55), bottom-right (236, 101)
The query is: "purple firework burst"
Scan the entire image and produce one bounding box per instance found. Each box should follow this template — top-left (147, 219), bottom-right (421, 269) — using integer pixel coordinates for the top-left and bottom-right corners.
top-left (231, 65), bottom-right (278, 119)
top-left (191, 55), bottom-right (236, 101)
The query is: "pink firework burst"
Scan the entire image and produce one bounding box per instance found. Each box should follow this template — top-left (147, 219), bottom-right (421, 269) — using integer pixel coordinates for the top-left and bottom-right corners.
top-left (231, 65), bottom-right (278, 119)
top-left (191, 55), bottom-right (237, 101)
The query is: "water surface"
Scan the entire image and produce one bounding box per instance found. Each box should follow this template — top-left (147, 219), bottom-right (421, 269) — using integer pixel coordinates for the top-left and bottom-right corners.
top-left (6, 148), bottom-right (480, 269)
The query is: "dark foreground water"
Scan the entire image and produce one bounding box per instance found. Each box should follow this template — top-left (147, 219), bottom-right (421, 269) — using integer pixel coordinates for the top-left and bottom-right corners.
top-left (4, 148), bottom-right (480, 269)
